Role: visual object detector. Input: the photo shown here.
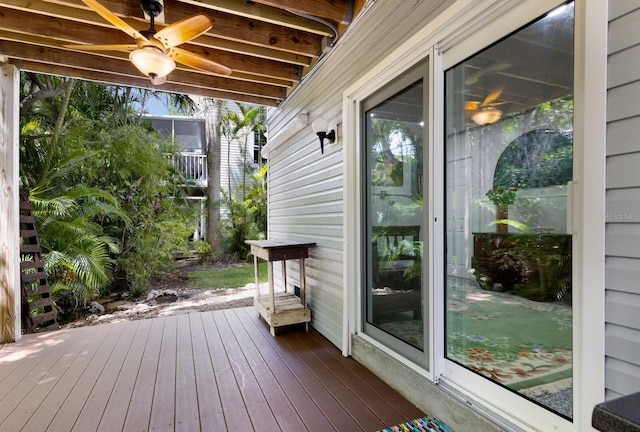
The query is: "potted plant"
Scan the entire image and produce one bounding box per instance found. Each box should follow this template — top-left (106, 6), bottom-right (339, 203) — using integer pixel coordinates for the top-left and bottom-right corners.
top-left (486, 187), bottom-right (517, 233)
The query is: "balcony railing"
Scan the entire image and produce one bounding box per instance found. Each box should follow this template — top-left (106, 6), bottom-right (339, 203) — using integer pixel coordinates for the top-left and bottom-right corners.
top-left (174, 152), bottom-right (207, 184)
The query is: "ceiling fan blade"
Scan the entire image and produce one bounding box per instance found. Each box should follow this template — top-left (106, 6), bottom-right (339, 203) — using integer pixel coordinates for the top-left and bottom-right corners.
top-left (155, 15), bottom-right (212, 48)
top-left (170, 47), bottom-right (232, 75)
top-left (64, 44), bottom-right (137, 52)
top-left (465, 101), bottom-right (481, 111)
top-left (80, 0), bottom-right (148, 42)
top-left (482, 86), bottom-right (504, 106)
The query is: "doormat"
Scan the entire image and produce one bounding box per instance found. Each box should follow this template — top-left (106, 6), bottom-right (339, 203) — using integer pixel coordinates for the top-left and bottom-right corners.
top-left (377, 415), bottom-right (454, 431)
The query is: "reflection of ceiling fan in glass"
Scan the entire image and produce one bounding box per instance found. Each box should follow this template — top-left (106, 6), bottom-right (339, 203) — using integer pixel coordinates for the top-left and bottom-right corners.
top-left (465, 86), bottom-right (512, 125)
top-left (65, 0), bottom-right (232, 85)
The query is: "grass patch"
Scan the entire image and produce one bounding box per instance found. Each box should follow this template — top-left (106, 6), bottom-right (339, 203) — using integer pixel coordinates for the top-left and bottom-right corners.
top-left (187, 261), bottom-right (268, 289)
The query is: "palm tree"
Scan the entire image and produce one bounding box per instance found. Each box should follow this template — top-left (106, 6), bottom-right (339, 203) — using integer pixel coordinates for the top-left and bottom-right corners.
top-left (220, 103), bottom-right (266, 197)
top-left (29, 185), bottom-right (126, 304)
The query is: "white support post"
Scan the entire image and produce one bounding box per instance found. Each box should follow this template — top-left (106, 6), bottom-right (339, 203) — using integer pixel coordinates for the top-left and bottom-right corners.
top-left (0, 62), bottom-right (21, 343)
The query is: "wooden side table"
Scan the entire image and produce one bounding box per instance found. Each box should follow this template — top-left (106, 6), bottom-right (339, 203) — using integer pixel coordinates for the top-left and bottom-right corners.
top-left (245, 239), bottom-right (316, 336)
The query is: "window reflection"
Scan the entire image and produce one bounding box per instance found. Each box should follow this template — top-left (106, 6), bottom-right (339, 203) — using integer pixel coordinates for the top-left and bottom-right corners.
top-left (444, 2), bottom-right (574, 419)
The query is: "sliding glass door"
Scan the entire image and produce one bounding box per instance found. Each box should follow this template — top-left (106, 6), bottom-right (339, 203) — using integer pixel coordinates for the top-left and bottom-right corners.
top-left (362, 62), bottom-right (428, 367)
top-left (444, 2), bottom-right (575, 419)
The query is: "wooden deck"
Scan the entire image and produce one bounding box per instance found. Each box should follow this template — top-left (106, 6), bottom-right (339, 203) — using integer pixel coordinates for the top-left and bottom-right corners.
top-left (0, 307), bottom-right (424, 432)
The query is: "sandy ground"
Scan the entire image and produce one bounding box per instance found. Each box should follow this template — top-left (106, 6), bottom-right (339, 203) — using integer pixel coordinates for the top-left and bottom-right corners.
top-left (62, 262), bottom-right (263, 329)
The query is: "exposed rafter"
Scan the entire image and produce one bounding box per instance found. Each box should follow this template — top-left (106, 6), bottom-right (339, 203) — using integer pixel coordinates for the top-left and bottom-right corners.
top-left (0, 0), bottom-right (364, 106)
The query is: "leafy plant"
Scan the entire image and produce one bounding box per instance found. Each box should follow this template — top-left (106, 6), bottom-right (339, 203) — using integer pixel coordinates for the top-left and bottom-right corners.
top-left (486, 187), bottom-right (517, 207)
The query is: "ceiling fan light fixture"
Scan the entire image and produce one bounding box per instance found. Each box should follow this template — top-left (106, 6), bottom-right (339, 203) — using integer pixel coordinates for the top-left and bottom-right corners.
top-left (471, 106), bottom-right (502, 125)
top-left (129, 47), bottom-right (175, 81)
top-left (150, 74), bottom-right (167, 85)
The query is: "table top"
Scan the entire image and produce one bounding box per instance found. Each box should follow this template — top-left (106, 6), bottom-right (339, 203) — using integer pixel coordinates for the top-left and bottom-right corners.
top-left (245, 239), bottom-right (316, 250)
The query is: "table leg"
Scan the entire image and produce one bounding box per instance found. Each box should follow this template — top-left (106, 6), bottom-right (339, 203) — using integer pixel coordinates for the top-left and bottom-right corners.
top-left (268, 261), bottom-right (275, 312)
top-left (253, 255), bottom-right (260, 298)
top-left (299, 258), bottom-right (306, 307)
top-left (282, 261), bottom-right (287, 293)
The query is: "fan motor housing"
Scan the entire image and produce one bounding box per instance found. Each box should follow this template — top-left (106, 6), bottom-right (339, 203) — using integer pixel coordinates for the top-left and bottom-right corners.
top-left (140, 0), bottom-right (163, 17)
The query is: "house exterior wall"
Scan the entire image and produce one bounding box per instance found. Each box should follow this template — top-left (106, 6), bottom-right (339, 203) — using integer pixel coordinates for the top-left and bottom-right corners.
top-left (604, 2), bottom-right (640, 400)
top-left (265, 0), bottom-right (456, 349)
top-left (265, 0), bottom-right (613, 430)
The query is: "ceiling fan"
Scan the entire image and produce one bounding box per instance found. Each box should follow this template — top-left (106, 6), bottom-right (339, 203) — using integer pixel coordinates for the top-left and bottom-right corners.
top-left (65, 0), bottom-right (232, 85)
top-left (465, 86), bottom-right (511, 125)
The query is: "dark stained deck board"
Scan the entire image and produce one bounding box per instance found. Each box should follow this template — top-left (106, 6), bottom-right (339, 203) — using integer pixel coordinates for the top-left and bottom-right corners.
top-left (232, 308), bottom-right (338, 432)
top-left (220, 309), bottom-right (309, 431)
top-left (0, 326), bottom-right (87, 402)
top-left (149, 315), bottom-right (179, 431)
top-left (91, 319), bottom-right (153, 432)
top-left (212, 309), bottom-right (283, 431)
top-left (188, 313), bottom-right (226, 432)
top-left (0, 307), bottom-right (425, 432)
top-left (250, 318), bottom-right (362, 431)
top-left (175, 314), bottom-right (200, 431)
top-left (294, 326), bottom-right (425, 424)
top-left (237, 308), bottom-right (376, 431)
top-left (12, 322), bottom-right (123, 430)
top-left (122, 316), bottom-right (166, 432)
top-left (200, 310), bottom-right (253, 431)
top-left (0, 324), bottom-right (114, 431)
top-left (305, 328), bottom-right (426, 415)
top-left (44, 322), bottom-right (139, 432)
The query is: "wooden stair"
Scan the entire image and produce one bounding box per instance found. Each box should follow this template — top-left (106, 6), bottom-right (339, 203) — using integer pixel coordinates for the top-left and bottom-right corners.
top-left (19, 189), bottom-right (59, 333)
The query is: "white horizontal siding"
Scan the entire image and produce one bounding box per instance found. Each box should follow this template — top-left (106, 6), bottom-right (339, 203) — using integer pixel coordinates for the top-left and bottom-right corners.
top-left (607, 117), bottom-right (640, 156)
top-left (606, 224), bottom-right (640, 258)
top-left (608, 44), bottom-right (640, 89)
top-left (606, 323), bottom-right (640, 365)
top-left (605, 357), bottom-right (640, 397)
top-left (609, 1), bottom-right (639, 20)
top-left (606, 153), bottom-right (640, 188)
top-left (605, 1), bottom-right (640, 399)
top-left (266, 0), bottom-right (456, 348)
top-left (266, 126), bottom-right (344, 345)
top-left (606, 256), bottom-right (640, 295)
top-left (606, 188), bottom-right (640, 223)
top-left (608, 80), bottom-right (640, 122)
top-left (608, 7), bottom-right (640, 55)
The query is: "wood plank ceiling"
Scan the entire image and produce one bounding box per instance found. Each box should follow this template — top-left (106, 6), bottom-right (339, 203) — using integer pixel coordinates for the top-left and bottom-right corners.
top-left (0, 0), bottom-right (364, 106)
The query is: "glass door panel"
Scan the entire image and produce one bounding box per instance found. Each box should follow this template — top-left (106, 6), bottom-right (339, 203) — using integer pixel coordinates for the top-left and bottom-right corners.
top-left (444, 2), bottom-right (574, 419)
top-left (363, 63), bottom-right (427, 367)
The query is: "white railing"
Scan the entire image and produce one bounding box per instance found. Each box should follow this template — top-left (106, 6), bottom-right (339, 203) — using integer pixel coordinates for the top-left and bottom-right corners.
top-left (174, 152), bottom-right (207, 183)
top-left (187, 196), bottom-right (207, 241)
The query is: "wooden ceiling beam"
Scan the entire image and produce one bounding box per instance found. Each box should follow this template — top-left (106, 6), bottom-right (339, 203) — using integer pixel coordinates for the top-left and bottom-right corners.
top-left (176, 0), bottom-right (334, 36)
top-left (249, 0), bottom-right (351, 24)
top-left (0, 9), bottom-right (305, 81)
top-left (12, 59), bottom-right (280, 106)
top-left (35, 0), bottom-right (323, 57)
top-left (0, 41), bottom-right (285, 101)
top-left (0, 0), bottom-right (361, 106)
top-left (2, 0), bottom-right (317, 62)
top-left (0, 21), bottom-right (301, 84)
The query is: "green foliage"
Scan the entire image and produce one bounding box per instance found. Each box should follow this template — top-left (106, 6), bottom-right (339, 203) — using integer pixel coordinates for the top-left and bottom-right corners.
top-left (19, 74), bottom-right (200, 308)
top-left (218, 103), bottom-right (267, 259)
top-left (220, 164), bottom-right (268, 259)
top-left (486, 187), bottom-right (517, 207)
top-left (29, 185), bottom-right (124, 305)
top-left (85, 125), bottom-right (196, 297)
top-left (493, 130), bottom-right (573, 190)
top-left (192, 240), bottom-right (212, 256)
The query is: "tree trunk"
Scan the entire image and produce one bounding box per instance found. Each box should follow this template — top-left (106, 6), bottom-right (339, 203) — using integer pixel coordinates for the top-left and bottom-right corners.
top-left (205, 101), bottom-right (223, 255)
top-left (496, 205), bottom-right (509, 234)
